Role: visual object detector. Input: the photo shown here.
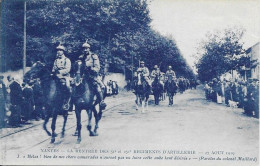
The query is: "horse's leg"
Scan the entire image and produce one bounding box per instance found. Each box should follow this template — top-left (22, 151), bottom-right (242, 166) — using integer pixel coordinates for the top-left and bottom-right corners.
top-left (172, 94), bottom-right (174, 105)
top-left (61, 110), bottom-right (68, 138)
top-left (75, 107), bottom-right (82, 143)
top-left (141, 97), bottom-right (145, 113)
top-left (154, 94), bottom-right (157, 105)
top-left (135, 95), bottom-right (139, 110)
top-left (168, 93), bottom-right (171, 106)
top-left (145, 97), bottom-right (148, 111)
top-left (50, 109), bottom-right (58, 143)
top-left (92, 107), bottom-right (100, 136)
top-left (43, 107), bottom-right (51, 136)
top-left (87, 109), bottom-right (94, 136)
top-left (142, 101), bottom-right (145, 113)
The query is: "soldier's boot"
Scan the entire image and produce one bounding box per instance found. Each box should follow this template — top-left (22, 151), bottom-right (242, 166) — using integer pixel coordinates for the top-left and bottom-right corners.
top-left (96, 78), bottom-right (105, 90)
top-left (96, 86), bottom-right (106, 110)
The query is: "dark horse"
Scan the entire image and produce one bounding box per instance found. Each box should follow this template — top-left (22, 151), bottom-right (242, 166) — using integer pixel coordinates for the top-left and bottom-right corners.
top-left (152, 74), bottom-right (163, 105)
top-left (165, 77), bottom-right (178, 106)
top-left (72, 60), bottom-right (106, 143)
top-left (134, 73), bottom-right (150, 112)
top-left (23, 62), bottom-right (69, 143)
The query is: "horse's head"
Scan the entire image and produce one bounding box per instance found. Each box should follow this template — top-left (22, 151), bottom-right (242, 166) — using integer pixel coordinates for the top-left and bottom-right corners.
top-left (73, 60), bottom-right (84, 86)
top-left (137, 72), bottom-right (144, 85)
top-left (24, 61), bottom-right (48, 83)
top-left (75, 60), bottom-right (83, 73)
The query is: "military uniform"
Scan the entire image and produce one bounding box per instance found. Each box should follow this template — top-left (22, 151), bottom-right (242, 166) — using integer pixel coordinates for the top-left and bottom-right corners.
top-left (151, 67), bottom-right (164, 87)
top-left (165, 69), bottom-right (176, 81)
top-left (82, 52), bottom-right (104, 89)
top-left (136, 66), bottom-right (151, 86)
top-left (79, 40), bottom-right (106, 109)
top-left (150, 68), bottom-right (161, 80)
top-left (52, 55), bottom-right (71, 84)
top-left (52, 44), bottom-right (72, 110)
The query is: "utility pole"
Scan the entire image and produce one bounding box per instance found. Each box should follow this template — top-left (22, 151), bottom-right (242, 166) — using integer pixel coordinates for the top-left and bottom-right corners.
top-left (23, 1), bottom-right (27, 78)
top-left (131, 53), bottom-right (134, 88)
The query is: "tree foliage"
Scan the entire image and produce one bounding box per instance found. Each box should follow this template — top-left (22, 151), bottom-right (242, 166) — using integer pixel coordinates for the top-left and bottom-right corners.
top-left (1, 0), bottom-right (194, 79)
top-left (196, 27), bottom-right (249, 82)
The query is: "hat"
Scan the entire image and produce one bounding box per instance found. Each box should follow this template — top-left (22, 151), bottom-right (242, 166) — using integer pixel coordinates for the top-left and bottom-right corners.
top-left (154, 65), bottom-right (158, 68)
top-left (168, 65), bottom-right (172, 69)
top-left (56, 44), bottom-right (66, 51)
top-left (82, 40), bottom-right (90, 48)
top-left (140, 61), bottom-right (145, 64)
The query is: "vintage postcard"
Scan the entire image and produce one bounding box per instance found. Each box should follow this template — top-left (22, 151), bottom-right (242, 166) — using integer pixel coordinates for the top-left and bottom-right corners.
top-left (0, 0), bottom-right (259, 165)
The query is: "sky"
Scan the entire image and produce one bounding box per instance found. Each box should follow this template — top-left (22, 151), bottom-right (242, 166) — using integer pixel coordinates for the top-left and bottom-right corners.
top-left (148, 0), bottom-right (260, 70)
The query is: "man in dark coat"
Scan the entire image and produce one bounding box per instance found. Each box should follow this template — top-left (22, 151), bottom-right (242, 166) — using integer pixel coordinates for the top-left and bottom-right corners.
top-left (211, 78), bottom-right (218, 102)
top-left (22, 82), bottom-right (35, 121)
top-left (244, 79), bottom-right (256, 116)
top-left (224, 81), bottom-right (231, 106)
top-left (0, 75), bottom-right (7, 128)
top-left (9, 77), bottom-right (23, 126)
top-left (230, 81), bottom-right (239, 102)
top-left (33, 78), bottom-right (44, 120)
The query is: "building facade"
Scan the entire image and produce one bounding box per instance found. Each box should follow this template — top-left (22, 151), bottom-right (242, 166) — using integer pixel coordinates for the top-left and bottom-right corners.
top-left (247, 42), bottom-right (260, 80)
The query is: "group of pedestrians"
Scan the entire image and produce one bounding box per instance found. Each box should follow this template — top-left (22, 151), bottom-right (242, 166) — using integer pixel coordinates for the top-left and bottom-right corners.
top-left (0, 75), bottom-right (44, 128)
top-left (204, 78), bottom-right (259, 118)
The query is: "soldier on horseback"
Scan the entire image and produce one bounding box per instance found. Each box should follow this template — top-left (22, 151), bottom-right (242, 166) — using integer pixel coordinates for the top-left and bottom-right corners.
top-left (165, 65), bottom-right (176, 81)
top-left (52, 44), bottom-right (72, 110)
top-left (165, 66), bottom-right (178, 106)
top-left (78, 40), bottom-right (106, 109)
top-left (151, 65), bottom-right (164, 87)
top-left (136, 61), bottom-right (151, 87)
top-left (150, 65), bottom-right (160, 80)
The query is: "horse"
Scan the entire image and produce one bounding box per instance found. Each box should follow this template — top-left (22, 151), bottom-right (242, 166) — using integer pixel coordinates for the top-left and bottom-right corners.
top-left (72, 60), bottom-right (106, 143)
top-left (134, 73), bottom-right (150, 112)
top-left (23, 61), bottom-right (69, 143)
top-left (152, 74), bottom-right (164, 105)
top-left (165, 77), bottom-right (178, 106)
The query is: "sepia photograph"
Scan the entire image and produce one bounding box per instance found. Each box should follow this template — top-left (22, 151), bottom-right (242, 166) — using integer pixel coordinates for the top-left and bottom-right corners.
top-left (0, 0), bottom-right (259, 165)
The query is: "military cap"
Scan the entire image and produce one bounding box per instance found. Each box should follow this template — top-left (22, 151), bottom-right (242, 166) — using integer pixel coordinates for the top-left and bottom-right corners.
top-left (140, 61), bottom-right (145, 64)
top-left (56, 44), bottom-right (66, 51)
top-left (82, 40), bottom-right (91, 48)
top-left (168, 65), bottom-right (172, 69)
top-left (154, 65), bottom-right (158, 68)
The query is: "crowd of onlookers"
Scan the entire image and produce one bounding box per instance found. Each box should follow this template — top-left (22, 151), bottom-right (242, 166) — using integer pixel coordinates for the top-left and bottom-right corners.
top-left (0, 75), bottom-right (44, 128)
top-left (204, 78), bottom-right (259, 118)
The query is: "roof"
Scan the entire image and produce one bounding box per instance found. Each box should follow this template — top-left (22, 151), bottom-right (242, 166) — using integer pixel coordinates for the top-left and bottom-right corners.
top-left (246, 42), bottom-right (260, 53)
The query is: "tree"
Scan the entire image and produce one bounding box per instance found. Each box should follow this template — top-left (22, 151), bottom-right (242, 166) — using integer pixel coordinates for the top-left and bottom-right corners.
top-left (196, 27), bottom-right (247, 82)
top-left (1, 0), bottom-right (194, 79)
